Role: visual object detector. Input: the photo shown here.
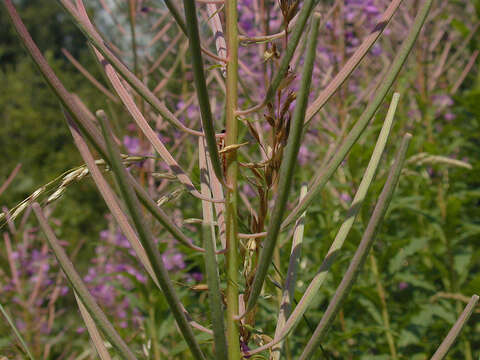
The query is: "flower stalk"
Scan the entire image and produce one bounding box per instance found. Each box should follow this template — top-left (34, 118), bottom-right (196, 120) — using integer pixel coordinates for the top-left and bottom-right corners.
top-left (224, 0), bottom-right (241, 357)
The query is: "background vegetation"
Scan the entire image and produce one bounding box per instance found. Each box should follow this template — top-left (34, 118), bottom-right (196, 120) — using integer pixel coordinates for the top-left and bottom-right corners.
top-left (0, 0), bottom-right (479, 359)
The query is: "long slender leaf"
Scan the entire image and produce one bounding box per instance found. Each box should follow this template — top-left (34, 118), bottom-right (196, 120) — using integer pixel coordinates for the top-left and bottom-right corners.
top-left (91, 46), bottom-right (217, 202)
top-left (163, 0), bottom-right (188, 34)
top-left (97, 111), bottom-right (206, 360)
top-left (278, 93), bottom-right (400, 337)
top-left (245, 14), bottom-right (321, 314)
top-left (183, 0), bottom-right (224, 184)
top-left (272, 184), bottom-right (308, 360)
top-left (198, 138), bottom-right (229, 359)
top-left (74, 292), bottom-right (112, 360)
top-left (32, 203), bottom-right (137, 360)
top-left (244, 93), bottom-right (401, 357)
top-left (431, 295), bottom-right (479, 360)
top-left (304, 0), bottom-right (404, 124)
top-left (281, 0), bottom-right (434, 229)
top-left (0, 302), bottom-right (36, 360)
top-left (202, 224), bottom-right (229, 359)
top-left (298, 133), bottom-right (411, 360)
top-left (57, 0), bottom-right (203, 136)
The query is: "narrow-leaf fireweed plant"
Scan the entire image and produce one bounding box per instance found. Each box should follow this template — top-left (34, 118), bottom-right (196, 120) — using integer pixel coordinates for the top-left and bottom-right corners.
top-left (1, 0), bottom-right (478, 359)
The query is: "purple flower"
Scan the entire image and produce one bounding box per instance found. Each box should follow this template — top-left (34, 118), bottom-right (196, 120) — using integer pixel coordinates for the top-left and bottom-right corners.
top-left (340, 192), bottom-right (352, 203)
top-left (191, 272), bottom-right (203, 282)
top-left (432, 94), bottom-right (454, 108)
top-left (123, 136), bottom-right (141, 154)
top-left (398, 282), bottom-right (409, 290)
top-left (444, 112), bottom-right (455, 121)
top-left (163, 252), bottom-right (186, 271)
top-left (371, 43), bottom-right (382, 56)
top-left (298, 145), bottom-right (311, 166)
top-left (242, 184), bottom-right (256, 198)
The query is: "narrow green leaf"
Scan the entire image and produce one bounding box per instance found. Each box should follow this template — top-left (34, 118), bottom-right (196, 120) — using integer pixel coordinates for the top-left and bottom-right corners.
top-left (198, 138), bottom-right (229, 359)
top-left (281, 0), bottom-right (434, 228)
top-left (245, 14), bottom-right (321, 314)
top-left (272, 184), bottom-right (308, 360)
top-left (202, 223), bottom-right (229, 359)
top-left (430, 295), bottom-right (479, 360)
top-left (32, 203), bottom-right (136, 360)
top-left (163, 0), bottom-right (188, 34)
top-left (97, 111), bottom-right (206, 360)
top-left (74, 292), bottom-right (112, 360)
top-left (244, 93), bottom-right (401, 358)
top-left (0, 303), bottom-right (36, 360)
top-left (183, 0), bottom-right (225, 184)
top-left (298, 134), bottom-right (412, 360)
top-left (279, 93), bottom-right (400, 337)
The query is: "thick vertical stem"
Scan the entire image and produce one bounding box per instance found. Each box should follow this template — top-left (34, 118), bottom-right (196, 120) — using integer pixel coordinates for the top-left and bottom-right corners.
top-left (225, 0), bottom-right (241, 359)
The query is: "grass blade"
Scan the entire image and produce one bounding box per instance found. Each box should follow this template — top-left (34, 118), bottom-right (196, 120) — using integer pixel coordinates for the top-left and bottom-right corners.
top-left (243, 93), bottom-right (401, 357)
top-left (304, 0), bottom-right (404, 124)
top-left (281, 0), bottom-right (434, 229)
top-left (91, 46), bottom-right (216, 202)
top-left (203, 223), bottom-right (229, 359)
top-left (298, 133), bottom-right (412, 360)
top-left (431, 295), bottom-right (479, 360)
top-left (57, 0), bottom-right (203, 136)
top-left (279, 92), bottom-right (400, 336)
top-left (0, 302), bottom-right (36, 360)
top-left (74, 292), bottom-right (112, 360)
top-left (97, 111), bottom-right (206, 360)
top-left (199, 137), bottom-right (229, 359)
top-left (163, 0), bottom-right (188, 34)
top-left (272, 184), bottom-right (308, 360)
top-left (245, 14), bottom-right (321, 314)
top-left (183, 0), bottom-right (225, 184)
top-left (32, 203), bottom-right (137, 360)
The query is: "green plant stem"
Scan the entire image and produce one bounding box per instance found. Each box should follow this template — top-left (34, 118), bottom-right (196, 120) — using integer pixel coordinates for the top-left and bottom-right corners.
top-left (183, 0), bottom-right (224, 184)
top-left (162, 0), bottom-right (188, 34)
top-left (203, 223), bottom-right (229, 359)
top-left (0, 302), bottom-right (36, 360)
top-left (299, 134), bottom-right (411, 360)
top-left (281, 0), bottom-right (434, 229)
top-left (224, 0), bottom-right (241, 358)
top-left (32, 204), bottom-right (136, 360)
top-left (97, 112), bottom-right (206, 360)
top-left (370, 254), bottom-right (397, 359)
top-left (245, 14), bottom-right (320, 314)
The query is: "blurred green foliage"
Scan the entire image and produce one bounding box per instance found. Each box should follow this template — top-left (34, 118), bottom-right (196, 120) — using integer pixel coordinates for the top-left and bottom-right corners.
top-left (0, 1), bottom-right (109, 239)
